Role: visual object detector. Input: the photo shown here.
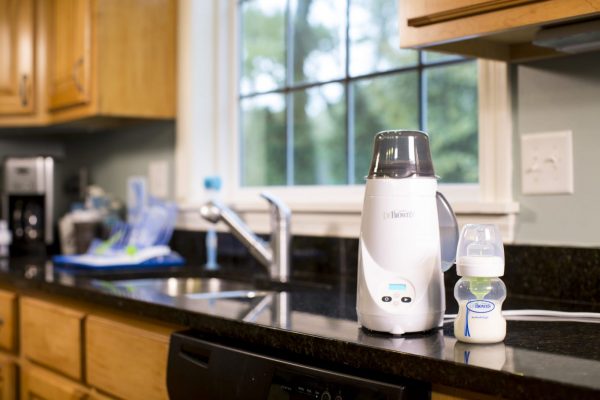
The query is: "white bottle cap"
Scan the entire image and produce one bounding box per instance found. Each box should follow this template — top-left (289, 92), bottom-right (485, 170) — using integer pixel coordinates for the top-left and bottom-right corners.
top-left (456, 224), bottom-right (504, 277)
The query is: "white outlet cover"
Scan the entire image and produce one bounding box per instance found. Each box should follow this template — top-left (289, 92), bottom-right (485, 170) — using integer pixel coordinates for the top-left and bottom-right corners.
top-left (148, 160), bottom-right (169, 199)
top-left (521, 131), bottom-right (574, 195)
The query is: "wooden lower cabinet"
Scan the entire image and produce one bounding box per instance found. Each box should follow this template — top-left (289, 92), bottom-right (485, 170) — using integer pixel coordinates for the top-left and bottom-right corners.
top-left (21, 363), bottom-right (89, 400)
top-left (20, 297), bottom-right (85, 381)
top-left (0, 354), bottom-right (16, 400)
top-left (0, 290), bottom-right (17, 353)
top-left (86, 314), bottom-right (175, 400)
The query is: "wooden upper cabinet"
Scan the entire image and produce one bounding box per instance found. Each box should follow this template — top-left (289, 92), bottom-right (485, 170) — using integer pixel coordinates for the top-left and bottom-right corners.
top-left (403, 0), bottom-right (544, 27)
top-left (47, 0), bottom-right (92, 111)
top-left (0, 0), bottom-right (175, 127)
top-left (0, 0), bottom-right (35, 115)
top-left (399, 0), bottom-right (600, 62)
top-left (46, 0), bottom-right (176, 123)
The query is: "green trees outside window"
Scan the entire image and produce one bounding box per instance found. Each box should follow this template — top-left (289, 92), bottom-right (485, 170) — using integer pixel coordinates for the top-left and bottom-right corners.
top-left (240, 0), bottom-right (478, 187)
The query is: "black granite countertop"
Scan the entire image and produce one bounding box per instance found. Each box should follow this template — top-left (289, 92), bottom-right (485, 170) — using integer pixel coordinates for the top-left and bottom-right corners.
top-left (0, 257), bottom-right (599, 400)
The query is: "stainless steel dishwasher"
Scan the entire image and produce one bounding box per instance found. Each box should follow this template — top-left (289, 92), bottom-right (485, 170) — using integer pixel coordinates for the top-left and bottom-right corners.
top-left (167, 330), bottom-right (429, 400)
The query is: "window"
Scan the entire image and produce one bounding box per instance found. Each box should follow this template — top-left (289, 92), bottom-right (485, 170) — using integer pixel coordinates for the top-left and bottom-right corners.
top-left (239, 0), bottom-right (478, 187)
top-left (176, 0), bottom-right (516, 240)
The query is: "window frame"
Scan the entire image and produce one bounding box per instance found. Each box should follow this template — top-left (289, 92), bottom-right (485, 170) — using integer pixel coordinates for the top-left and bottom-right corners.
top-left (238, 0), bottom-right (479, 188)
top-left (175, 0), bottom-right (518, 241)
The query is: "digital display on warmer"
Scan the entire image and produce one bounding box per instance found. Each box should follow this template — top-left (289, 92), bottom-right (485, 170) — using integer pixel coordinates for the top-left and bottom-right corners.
top-left (388, 283), bottom-right (406, 291)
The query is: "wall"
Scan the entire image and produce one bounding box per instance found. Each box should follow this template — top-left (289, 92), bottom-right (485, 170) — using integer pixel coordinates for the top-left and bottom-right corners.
top-left (513, 51), bottom-right (600, 246)
top-left (0, 121), bottom-right (176, 221)
top-left (62, 121), bottom-right (176, 206)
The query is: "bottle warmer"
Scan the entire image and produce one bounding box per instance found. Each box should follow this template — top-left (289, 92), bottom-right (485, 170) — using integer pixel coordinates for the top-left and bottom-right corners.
top-left (357, 131), bottom-right (458, 335)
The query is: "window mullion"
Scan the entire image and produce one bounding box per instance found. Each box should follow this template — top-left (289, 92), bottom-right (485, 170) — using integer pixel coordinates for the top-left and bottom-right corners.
top-left (345, 0), bottom-right (353, 184)
top-left (418, 51), bottom-right (427, 131)
top-left (285, 0), bottom-right (294, 185)
top-left (286, 92), bottom-right (294, 186)
top-left (347, 83), bottom-right (355, 185)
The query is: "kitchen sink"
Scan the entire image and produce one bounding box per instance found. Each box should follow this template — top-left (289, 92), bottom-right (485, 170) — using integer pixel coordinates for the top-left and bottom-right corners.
top-left (90, 276), bottom-right (293, 326)
top-left (92, 277), bottom-right (273, 301)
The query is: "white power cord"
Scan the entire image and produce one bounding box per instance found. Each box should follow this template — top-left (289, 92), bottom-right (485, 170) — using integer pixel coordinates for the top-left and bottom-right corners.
top-left (444, 309), bottom-right (600, 323)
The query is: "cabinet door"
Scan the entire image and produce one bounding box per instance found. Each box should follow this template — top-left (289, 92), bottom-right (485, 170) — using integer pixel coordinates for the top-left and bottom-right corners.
top-left (0, 356), bottom-right (16, 400)
top-left (21, 297), bottom-right (85, 381)
top-left (21, 363), bottom-right (89, 400)
top-left (0, 290), bottom-right (17, 352)
top-left (47, 0), bottom-right (92, 111)
top-left (86, 314), bottom-right (174, 400)
top-left (0, 0), bottom-right (34, 115)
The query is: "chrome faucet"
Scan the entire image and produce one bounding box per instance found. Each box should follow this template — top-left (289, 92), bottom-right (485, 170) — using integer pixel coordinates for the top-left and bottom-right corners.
top-left (199, 193), bottom-right (291, 282)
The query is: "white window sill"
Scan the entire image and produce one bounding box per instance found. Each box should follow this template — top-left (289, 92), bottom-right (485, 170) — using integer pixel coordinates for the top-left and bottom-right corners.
top-left (177, 197), bottom-right (519, 242)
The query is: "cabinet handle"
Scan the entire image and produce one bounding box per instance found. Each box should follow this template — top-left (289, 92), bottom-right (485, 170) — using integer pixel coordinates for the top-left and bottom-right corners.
top-left (72, 57), bottom-right (85, 93)
top-left (19, 75), bottom-right (29, 107)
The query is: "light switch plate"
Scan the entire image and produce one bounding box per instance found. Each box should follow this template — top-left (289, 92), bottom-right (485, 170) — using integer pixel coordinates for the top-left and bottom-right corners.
top-left (521, 131), bottom-right (574, 195)
top-left (148, 160), bottom-right (169, 199)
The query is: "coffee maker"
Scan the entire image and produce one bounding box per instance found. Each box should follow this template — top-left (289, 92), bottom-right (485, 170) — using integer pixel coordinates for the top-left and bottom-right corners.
top-left (2, 157), bottom-right (54, 256)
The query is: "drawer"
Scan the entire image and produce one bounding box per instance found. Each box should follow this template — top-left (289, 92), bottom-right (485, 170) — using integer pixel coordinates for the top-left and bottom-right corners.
top-left (86, 314), bottom-right (176, 400)
top-left (20, 297), bottom-right (85, 380)
top-left (21, 362), bottom-right (89, 400)
top-left (0, 290), bottom-right (17, 352)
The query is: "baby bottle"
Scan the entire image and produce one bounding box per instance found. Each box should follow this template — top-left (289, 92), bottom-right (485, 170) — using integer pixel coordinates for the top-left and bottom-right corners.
top-left (454, 224), bottom-right (506, 344)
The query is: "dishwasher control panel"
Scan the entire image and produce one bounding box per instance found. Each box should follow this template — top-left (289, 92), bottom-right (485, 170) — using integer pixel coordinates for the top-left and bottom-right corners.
top-left (167, 330), bottom-right (428, 400)
top-left (268, 369), bottom-right (399, 399)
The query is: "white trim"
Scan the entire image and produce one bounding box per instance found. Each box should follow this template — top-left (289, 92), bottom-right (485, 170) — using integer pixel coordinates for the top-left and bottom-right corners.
top-left (176, 0), bottom-right (219, 202)
top-left (175, 2), bottom-right (519, 239)
top-left (478, 59), bottom-right (514, 204)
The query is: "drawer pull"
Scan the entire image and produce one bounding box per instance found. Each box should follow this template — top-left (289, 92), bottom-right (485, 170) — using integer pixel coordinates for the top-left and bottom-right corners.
top-left (19, 75), bottom-right (29, 107)
top-left (72, 57), bottom-right (85, 93)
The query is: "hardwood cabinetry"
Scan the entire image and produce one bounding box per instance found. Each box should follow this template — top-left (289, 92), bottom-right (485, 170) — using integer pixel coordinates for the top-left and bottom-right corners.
top-left (46, 0), bottom-right (176, 124)
top-left (47, 0), bottom-right (92, 111)
top-left (86, 314), bottom-right (174, 400)
top-left (21, 362), bottom-right (90, 400)
top-left (0, 0), bottom-right (176, 126)
top-left (0, 0), bottom-right (35, 115)
top-left (399, 0), bottom-right (600, 62)
top-left (17, 294), bottom-right (176, 399)
top-left (0, 290), bottom-right (16, 353)
top-left (20, 297), bottom-right (85, 381)
top-left (0, 354), bottom-right (16, 400)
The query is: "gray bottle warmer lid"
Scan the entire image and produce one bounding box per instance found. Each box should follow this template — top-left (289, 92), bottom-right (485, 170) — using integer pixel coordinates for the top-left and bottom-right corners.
top-left (367, 130), bottom-right (435, 179)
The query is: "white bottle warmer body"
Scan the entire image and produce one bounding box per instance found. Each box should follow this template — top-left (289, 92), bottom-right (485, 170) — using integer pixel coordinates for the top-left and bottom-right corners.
top-left (357, 178), bottom-right (445, 334)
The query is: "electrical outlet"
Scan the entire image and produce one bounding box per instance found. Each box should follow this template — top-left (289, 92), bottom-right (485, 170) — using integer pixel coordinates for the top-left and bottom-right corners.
top-left (148, 160), bottom-right (169, 199)
top-left (521, 131), bottom-right (574, 195)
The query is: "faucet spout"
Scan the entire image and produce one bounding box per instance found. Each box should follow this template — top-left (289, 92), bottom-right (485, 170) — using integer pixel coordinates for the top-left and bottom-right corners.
top-left (199, 193), bottom-right (291, 282)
